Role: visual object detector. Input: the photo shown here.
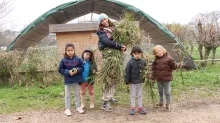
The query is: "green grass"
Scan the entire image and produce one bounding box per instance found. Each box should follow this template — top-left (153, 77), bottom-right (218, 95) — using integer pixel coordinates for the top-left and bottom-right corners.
top-left (0, 83), bottom-right (64, 114)
top-left (171, 63), bottom-right (220, 100)
top-left (1, 63), bottom-right (219, 114)
top-left (191, 47), bottom-right (220, 60)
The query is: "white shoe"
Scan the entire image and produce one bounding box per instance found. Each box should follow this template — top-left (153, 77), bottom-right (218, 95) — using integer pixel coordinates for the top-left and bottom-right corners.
top-left (64, 109), bottom-right (71, 116)
top-left (77, 107), bottom-right (84, 114)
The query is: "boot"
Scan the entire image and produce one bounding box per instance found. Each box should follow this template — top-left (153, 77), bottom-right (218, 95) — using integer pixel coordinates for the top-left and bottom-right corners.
top-left (165, 104), bottom-right (171, 111)
top-left (80, 94), bottom-right (85, 109)
top-left (155, 102), bottom-right (163, 108)
top-left (89, 95), bottom-right (94, 109)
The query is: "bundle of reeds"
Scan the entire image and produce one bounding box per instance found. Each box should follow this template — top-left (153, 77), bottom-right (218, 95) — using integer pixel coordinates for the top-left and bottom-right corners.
top-left (98, 49), bottom-right (124, 86)
top-left (171, 44), bottom-right (185, 85)
top-left (96, 12), bottom-right (143, 87)
top-left (142, 54), bottom-right (157, 105)
top-left (112, 12), bottom-right (142, 48)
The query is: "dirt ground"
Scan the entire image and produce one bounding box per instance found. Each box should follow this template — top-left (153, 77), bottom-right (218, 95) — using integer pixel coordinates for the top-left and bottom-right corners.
top-left (0, 98), bottom-right (220, 123)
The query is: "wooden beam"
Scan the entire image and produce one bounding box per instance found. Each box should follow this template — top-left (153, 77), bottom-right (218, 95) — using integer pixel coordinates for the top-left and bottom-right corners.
top-left (19, 70), bottom-right (55, 74)
top-left (193, 59), bottom-right (220, 62)
top-left (49, 21), bottom-right (139, 33)
top-left (49, 23), bottom-right (98, 33)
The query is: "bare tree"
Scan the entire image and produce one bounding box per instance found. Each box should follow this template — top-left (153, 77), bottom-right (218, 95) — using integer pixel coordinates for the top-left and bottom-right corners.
top-left (0, 0), bottom-right (14, 47)
top-left (0, 0), bottom-right (13, 24)
top-left (164, 23), bottom-right (195, 55)
top-left (191, 11), bottom-right (220, 66)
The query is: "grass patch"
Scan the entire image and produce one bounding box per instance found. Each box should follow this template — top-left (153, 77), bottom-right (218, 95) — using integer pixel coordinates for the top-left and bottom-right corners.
top-left (1, 63), bottom-right (220, 114)
top-left (0, 83), bottom-right (64, 114)
top-left (191, 47), bottom-right (220, 60)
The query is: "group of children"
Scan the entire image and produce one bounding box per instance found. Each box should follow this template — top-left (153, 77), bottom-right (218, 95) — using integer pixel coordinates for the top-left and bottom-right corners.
top-left (58, 13), bottom-right (182, 116)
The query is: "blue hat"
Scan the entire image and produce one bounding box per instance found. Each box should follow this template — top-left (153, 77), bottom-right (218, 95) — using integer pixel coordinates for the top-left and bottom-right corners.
top-left (98, 13), bottom-right (109, 24)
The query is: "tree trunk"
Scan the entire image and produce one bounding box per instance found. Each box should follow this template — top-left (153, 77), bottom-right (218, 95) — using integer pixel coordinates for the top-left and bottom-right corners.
top-left (198, 44), bottom-right (205, 66)
top-left (203, 47), bottom-right (212, 66)
top-left (190, 44), bottom-right (194, 55)
top-left (211, 47), bottom-right (217, 65)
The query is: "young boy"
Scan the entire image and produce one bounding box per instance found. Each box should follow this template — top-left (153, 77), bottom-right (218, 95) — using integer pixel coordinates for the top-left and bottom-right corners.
top-left (125, 46), bottom-right (147, 115)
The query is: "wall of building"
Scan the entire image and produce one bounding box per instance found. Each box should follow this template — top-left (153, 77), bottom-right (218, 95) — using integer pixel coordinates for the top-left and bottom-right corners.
top-left (56, 31), bottom-right (103, 63)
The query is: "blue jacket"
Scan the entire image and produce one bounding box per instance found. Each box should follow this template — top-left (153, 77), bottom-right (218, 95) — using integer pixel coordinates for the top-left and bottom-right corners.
top-left (58, 56), bottom-right (84, 84)
top-left (97, 30), bottom-right (122, 50)
top-left (82, 60), bottom-right (90, 82)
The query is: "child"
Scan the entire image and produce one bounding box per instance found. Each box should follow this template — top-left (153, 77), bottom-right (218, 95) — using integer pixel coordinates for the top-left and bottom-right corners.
top-left (97, 13), bottom-right (126, 111)
top-left (125, 46), bottom-right (147, 115)
top-left (58, 43), bottom-right (84, 116)
top-left (150, 45), bottom-right (182, 111)
top-left (80, 49), bottom-right (97, 109)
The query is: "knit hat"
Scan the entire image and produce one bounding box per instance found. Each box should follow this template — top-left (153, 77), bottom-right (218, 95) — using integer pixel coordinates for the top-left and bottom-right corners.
top-left (98, 13), bottom-right (109, 24)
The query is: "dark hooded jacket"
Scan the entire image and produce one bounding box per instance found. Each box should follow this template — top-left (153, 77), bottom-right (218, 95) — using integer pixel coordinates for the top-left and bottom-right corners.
top-left (125, 57), bottom-right (147, 85)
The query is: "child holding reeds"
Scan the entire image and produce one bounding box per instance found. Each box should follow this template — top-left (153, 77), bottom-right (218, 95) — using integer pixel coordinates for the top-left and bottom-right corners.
top-left (97, 13), bottom-right (126, 111)
top-left (80, 49), bottom-right (97, 109)
top-left (125, 46), bottom-right (147, 115)
top-left (58, 43), bottom-right (84, 116)
top-left (149, 45), bottom-right (182, 111)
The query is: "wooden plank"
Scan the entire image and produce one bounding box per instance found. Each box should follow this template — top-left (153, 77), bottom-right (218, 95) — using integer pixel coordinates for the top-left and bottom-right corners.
top-left (49, 23), bottom-right (98, 32)
top-left (49, 21), bottom-right (139, 33)
top-left (19, 70), bottom-right (55, 74)
top-left (193, 59), bottom-right (220, 62)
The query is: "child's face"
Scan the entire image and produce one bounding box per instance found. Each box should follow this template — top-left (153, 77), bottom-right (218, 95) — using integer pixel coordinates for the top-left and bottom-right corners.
top-left (101, 18), bottom-right (109, 27)
top-left (133, 52), bottom-right (142, 59)
top-left (66, 46), bottom-right (75, 58)
top-left (83, 52), bottom-right (90, 60)
top-left (156, 49), bottom-right (164, 57)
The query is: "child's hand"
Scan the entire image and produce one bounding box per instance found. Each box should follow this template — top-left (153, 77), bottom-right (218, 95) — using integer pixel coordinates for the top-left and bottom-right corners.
top-left (146, 73), bottom-right (152, 79)
top-left (121, 45), bottom-right (126, 51)
top-left (69, 70), bottom-right (74, 76)
top-left (126, 84), bottom-right (130, 93)
top-left (70, 68), bottom-right (78, 76)
top-left (177, 62), bottom-right (183, 68)
top-left (92, 69), bottom-right (96, 74)
top-left (72, 69), bottom-right (78, 75)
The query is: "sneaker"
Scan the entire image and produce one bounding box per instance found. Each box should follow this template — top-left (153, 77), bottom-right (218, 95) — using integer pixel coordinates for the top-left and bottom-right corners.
top-left (155, 102), bottom-right (163, 108)
top-left (165, 104), bottom-right (171, 111)
top-left (129, 109), bottom-right (135, 115)
top-left (138, 107), bottom-right (147, 114)
top-left (76, 107), bottom-right (84, 114)
top-left (64, 109), bottom-right (72, 116)
top-left (101, 103), bottom-right (112, 112)
top-left (109, 98), bottom-right (119, 103)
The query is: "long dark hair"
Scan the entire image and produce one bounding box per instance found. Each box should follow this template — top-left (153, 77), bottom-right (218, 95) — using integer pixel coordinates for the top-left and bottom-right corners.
top-left (81, 50), bottom-right (95, 63)
top-left (63, 43), bottom-right (75, 58)
top-left (98, 19), bottom-right (115, 30)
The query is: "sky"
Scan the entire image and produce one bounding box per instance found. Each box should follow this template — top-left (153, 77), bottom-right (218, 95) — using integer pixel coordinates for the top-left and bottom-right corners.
top-left (3, 0), bottom-right (220, 31)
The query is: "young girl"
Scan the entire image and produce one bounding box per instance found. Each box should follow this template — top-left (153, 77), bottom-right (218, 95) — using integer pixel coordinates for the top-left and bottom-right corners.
top-left (80, 49), bottom-right (97, 109)
top-left (58, 43), bottom-right (84, 116)
top-left (97, 13), bottom-right (126, 111)
top-left (150, 45), bottom-right (182, 111)
top-left (125, 46), bottom-right (147, 115)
